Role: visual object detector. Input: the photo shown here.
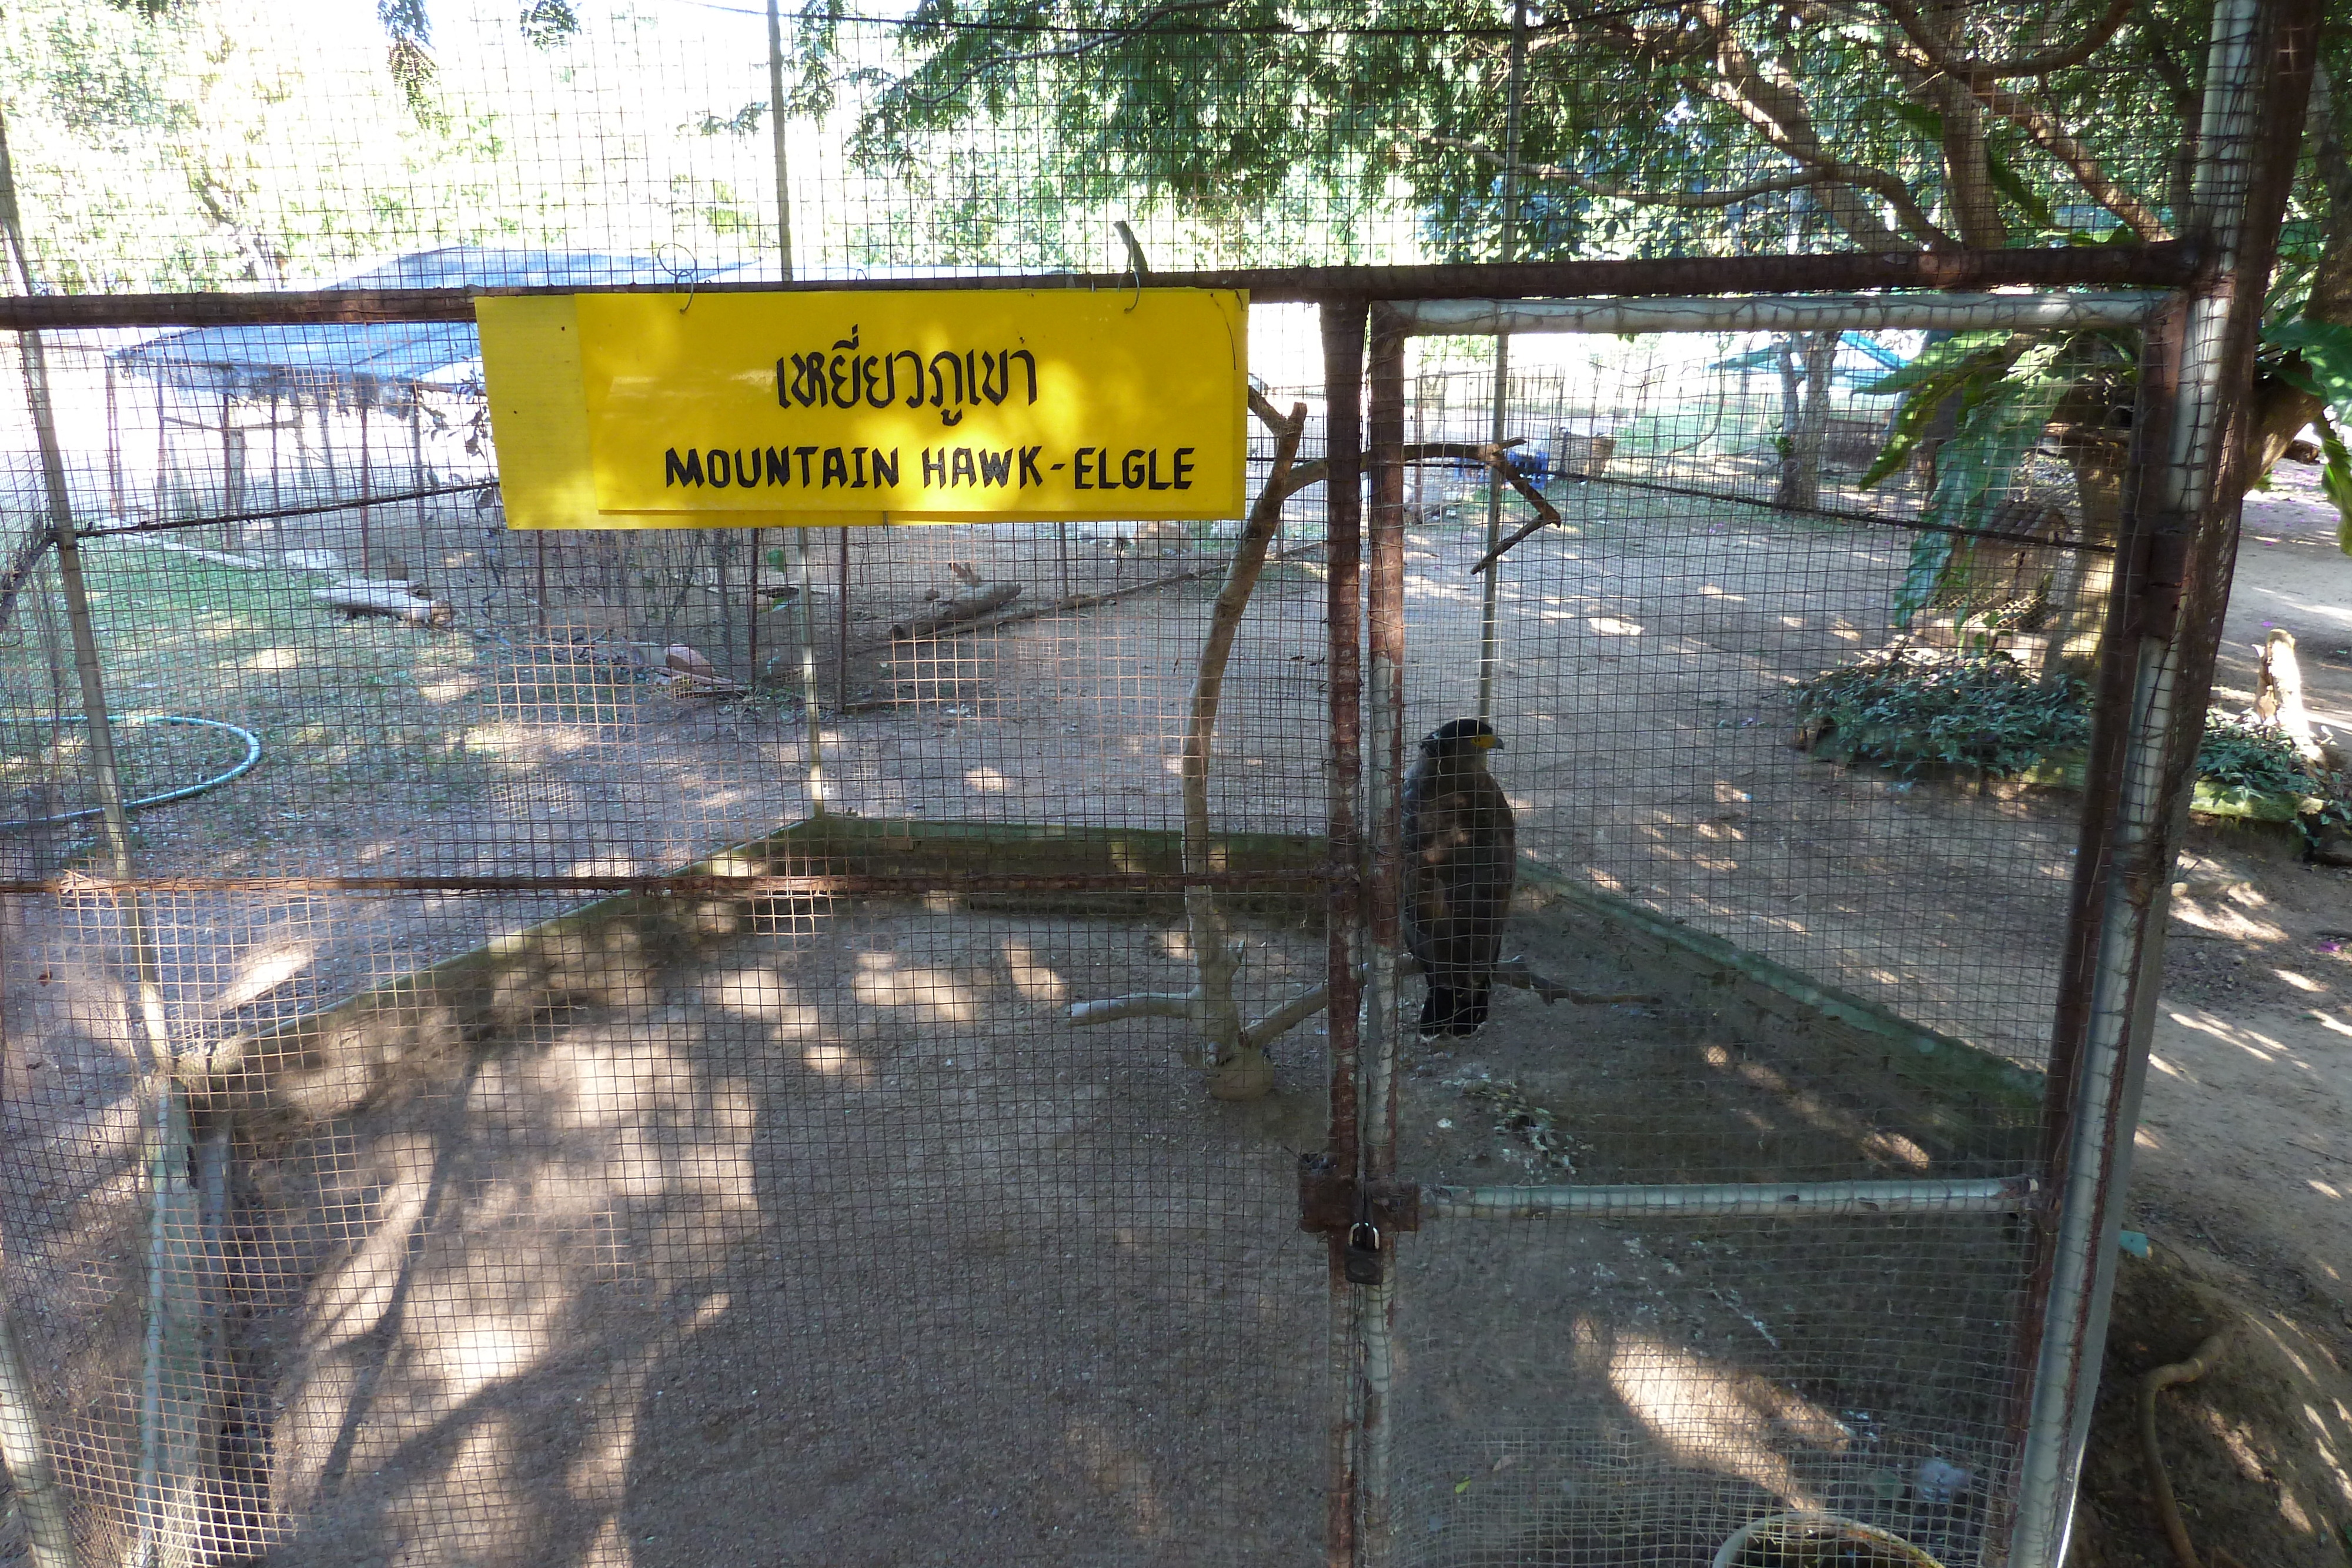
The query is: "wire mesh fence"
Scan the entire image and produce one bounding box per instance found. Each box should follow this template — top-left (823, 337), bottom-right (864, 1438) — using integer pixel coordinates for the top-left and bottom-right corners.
top-left (0, 0), bottom-right (2326, 1564)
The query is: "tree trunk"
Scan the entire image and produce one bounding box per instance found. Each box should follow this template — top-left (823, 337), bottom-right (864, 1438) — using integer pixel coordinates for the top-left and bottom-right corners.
top-left (1777, 332), bottom-right (1838, 511)
top-left (1936, 81), bottom-right (2009, 247)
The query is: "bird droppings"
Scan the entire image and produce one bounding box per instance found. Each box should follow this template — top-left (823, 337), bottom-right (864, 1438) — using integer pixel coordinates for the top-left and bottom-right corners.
top-left (1444, 1069), bottom-right (1583, 1174)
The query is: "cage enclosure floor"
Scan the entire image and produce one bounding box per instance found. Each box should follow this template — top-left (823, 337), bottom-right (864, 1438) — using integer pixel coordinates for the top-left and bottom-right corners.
top-left (172, 820), bottom-right (2043, 1566)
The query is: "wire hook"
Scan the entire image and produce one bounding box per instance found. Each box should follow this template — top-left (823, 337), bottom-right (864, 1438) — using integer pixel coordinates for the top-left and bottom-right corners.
top-left (654, 242), bottom-right (702, 313)
top-left (1114, 220), bottom-right (1148, 312)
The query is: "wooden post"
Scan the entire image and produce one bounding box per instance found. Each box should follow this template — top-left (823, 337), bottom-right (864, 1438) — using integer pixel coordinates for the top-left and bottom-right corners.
top-left (358, 397), bottom-right (372, 573)
top-left (105, 362), bottom-right (122, 520)
top-left (153, 378), bottom-right (168, 521)
top-left (218, 390), bottom-right (242, 547)
top-left (409, 395), bottom-right (426, 537)
top-left (747, 527), bottom-right (761, 683)
top-left (767, 0), bottom-right (794, 280)
top-left (836, 526), bottom-right (851, 704)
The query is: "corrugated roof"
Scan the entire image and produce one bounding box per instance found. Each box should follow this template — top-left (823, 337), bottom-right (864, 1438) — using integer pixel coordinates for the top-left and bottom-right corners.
top-left (108, 247), bottom-right (709, 404)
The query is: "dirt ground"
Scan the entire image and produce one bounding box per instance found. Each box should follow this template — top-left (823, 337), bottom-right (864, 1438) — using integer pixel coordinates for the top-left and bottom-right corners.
top-left (4, 452), bottom-right (2351, 1566)
top-left (2066, 459), bottom-right (2352, 1568)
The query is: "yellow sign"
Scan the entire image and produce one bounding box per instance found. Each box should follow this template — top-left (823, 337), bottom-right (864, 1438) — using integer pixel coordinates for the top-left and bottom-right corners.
top-left (477, 289), bottom-right (1248, 530)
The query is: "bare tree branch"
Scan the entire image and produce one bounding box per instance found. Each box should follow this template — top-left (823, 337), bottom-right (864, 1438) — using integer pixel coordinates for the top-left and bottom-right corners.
top-left (1520, 0), bottom-right (1949, 249)
top-left (902, 0), bottom-right (1231, 109)
top-left (1878, 0), bottom-right (2169, 240)
top-left (1425, 133), bottom-right (1838, 209)
top-left (1903, 0), bottom-right (2136, 78)
top-left (1465, 445), bottom-right (1569, 576)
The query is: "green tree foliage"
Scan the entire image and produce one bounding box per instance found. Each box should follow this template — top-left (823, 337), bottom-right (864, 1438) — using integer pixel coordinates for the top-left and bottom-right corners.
top-left (792, 0), bottom-right (2352, 550)
top-left (793, 0), bottom-right (2219, 260)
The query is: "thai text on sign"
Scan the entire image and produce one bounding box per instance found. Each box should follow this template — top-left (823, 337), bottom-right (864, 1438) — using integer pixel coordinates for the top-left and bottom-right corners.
top-left (567, 289), bottom-right (1247, 523)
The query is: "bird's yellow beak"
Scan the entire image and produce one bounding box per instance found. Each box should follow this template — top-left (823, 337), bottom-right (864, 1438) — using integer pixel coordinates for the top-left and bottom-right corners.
top-left (1476, 734), bottom-right (1501, 750)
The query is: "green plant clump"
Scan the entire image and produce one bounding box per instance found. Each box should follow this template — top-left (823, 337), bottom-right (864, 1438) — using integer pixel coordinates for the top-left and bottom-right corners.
top-left (2196, 716), bottom-right (2350, 830)
top-left (1790, 650), bottom-right (2090, 778)
top-left (1792, 651), bottom-right (2352, 838)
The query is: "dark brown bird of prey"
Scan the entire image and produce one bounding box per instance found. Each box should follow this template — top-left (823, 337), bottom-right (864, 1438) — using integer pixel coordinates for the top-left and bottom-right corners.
top-left (1403, 717), bottom-right (1516, 1037)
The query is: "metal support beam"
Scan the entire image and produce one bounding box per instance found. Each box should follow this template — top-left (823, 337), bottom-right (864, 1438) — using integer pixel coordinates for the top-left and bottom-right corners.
top-left (2010, 2), bottom-right (2325, 1566)
top-left (0, 247), bottom-right (2209, 331)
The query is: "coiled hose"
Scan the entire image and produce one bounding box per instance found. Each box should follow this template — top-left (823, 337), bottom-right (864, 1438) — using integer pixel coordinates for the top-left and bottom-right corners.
top-left (0, 714), bottom-right (263, 831)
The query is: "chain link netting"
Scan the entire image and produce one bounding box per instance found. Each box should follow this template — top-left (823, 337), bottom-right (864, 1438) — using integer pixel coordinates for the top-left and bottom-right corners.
top-left (0, 0), bottom-right (2314, 1563)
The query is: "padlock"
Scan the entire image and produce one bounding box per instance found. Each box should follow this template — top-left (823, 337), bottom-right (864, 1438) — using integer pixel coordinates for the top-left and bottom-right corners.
top-left (1344, 1221), bottom-right (1384, 1285)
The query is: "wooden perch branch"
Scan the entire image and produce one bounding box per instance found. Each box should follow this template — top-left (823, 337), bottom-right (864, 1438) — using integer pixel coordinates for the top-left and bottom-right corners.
top-left (1464, 444), bottom-right (1568, 576)
top-left (888, 581), bottom-right (1020, 639)
top-left (1071, 951), bottom-right (1657, 1049)
top-left (1250, 954), bottom-right (1655, 1042)
top-left (313, 582), bottom-right (455, 626)
top-left (1066, 395), bottom-right (1309, 1098)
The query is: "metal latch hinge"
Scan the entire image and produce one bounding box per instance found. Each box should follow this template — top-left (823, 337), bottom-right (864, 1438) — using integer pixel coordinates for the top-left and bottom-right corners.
top-left (2130, 517), bottom-right (2196, 634)
top-left (1296, 1153), bottom-right (1421, 1235)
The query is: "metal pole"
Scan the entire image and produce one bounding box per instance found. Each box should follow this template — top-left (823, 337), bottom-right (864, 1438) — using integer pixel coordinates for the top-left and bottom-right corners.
top-left (1389, 292), bottom-right (2169, 336)
top-left (1422, 1175), bottom-right (2036, 1221)
top-left (747, 527), bottom-right (761, 686)
top-left (105, 362), bottom-right (122, 520)
top-left (836, 526), bottom-right (851, 704)
top-left (0, 101), bottom-right (86, 1568)
top-left (410, 397), bottom-right (427, 537)
top-left (2009, 2), bottom-right (2318, 1564)
top-left (357, 398), bottom-right (372, 573)
top-left (767, 0), bottom-right (826, 807)
top-left (1319, 299), bottom-right (1367, 1568)
top-left (155, 380), bottom-right (168, 522)
top-left (767, 0), bottom-right (795, 282)
top-left (1361, 307), bottom-right (1410, 1567)
top-left (216, 392), bottom-right (235, 549)
top-left (1474, 0), bottom-right (1528, 724)
top-left (790, 526), bottom-right (827, 814)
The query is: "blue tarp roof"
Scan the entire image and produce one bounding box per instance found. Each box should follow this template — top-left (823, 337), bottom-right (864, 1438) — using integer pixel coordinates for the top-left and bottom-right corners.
top-left (1709, 330), bottom-right (1911, 390)
top-left (109, 247), bottom-right (713, 406)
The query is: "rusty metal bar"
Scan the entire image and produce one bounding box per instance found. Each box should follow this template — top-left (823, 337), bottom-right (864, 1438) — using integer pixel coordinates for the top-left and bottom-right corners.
top-left (3, 870), bottom-right (1324, 898)
top-left (1365, 310), bottom-right (1408, 1186)
top-left (1421, 1176), bottom-right (2040, 1221)
top-left (1319, 297), bottom-right (1368, 1568)
top-left (69, 481), bottom-right (495, 540)
top-left (2014, 292), bottom-right (2187, 1515)
top-left (1359, 305), bottom-right (1410, 1568)
top-left (1, 245), bottom-right (2208, 330)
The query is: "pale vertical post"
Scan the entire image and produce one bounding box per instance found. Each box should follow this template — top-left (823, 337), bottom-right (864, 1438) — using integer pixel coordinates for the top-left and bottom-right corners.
top-left (770, 0), bottom-right (827, 810)
top-left (0, 92), bottom-right (90, 1568)
top-left (767, 0), bottom-right (794, 283)
top-left (1475, 0), bottom-right (1528, 723)
top-left (358, 398), bottom-right (373, 573)
top-left (2009, 1), bottom-right (2322, 1564)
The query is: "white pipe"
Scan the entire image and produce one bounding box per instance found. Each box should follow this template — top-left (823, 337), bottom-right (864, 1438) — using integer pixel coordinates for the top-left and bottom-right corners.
top-left (1390, 291), bottom-right (2169, 337)
top-left (1421, 1176), bottom-right (2036, 1221)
